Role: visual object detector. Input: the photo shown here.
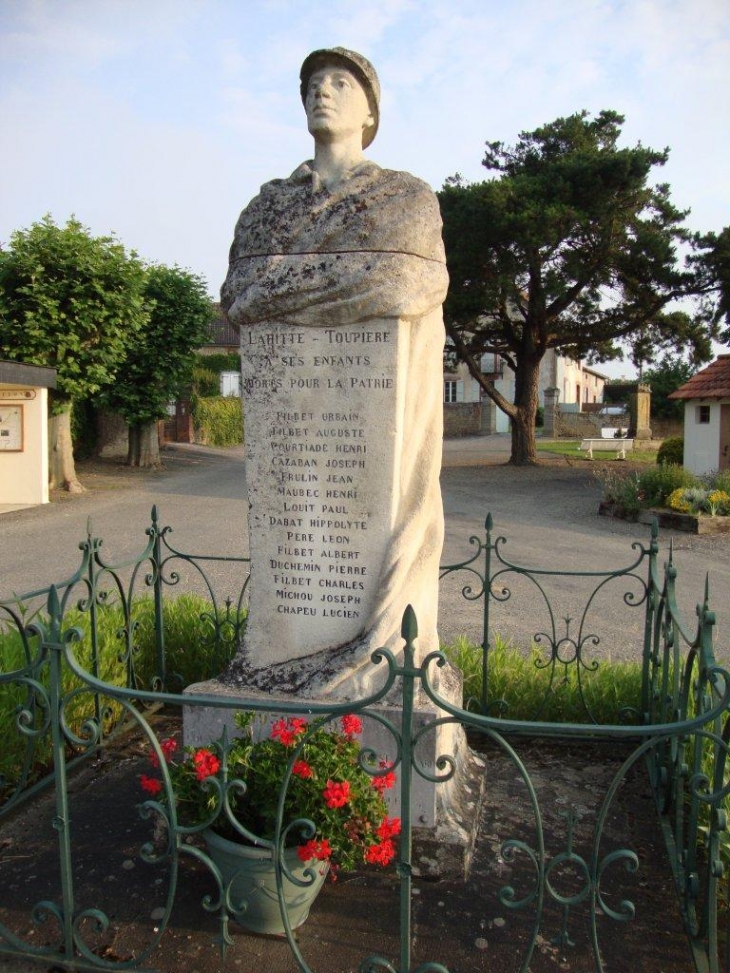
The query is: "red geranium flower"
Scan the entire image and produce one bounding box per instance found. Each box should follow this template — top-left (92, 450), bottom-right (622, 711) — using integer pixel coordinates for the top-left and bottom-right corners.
top-left (150, 737), bottom-right (178, 768)
top-left (323, 779), bottom-right (351, 808)
top-left (161, 738), bottom-right (178, 760)
top-left (372, 768), bottom-right (396, 793)
top-left (140, 774), bottom-right (162, 796)
top-left (340, 714), bottom-right (362, 738)
top-left (293, 760), bottom-right (314, 779)
top-left (271, 717), bottom-right (308, 746)
top-left (193, 748), bottom-right (221, 781)
top-left (365, 839), bottom-right (396, 866)
top-left (297, 838), bottom-right (333, 862)
top-left (377, 816), bottom-right (401, 840)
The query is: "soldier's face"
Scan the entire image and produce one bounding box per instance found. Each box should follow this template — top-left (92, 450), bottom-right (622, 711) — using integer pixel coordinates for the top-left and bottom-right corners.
top-left (305, 66), bottom-right (373, 144)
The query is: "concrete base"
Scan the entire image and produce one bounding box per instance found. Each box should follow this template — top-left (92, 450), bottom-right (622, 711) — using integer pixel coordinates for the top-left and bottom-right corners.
top-left (413, 744), bottom-right (486, 880)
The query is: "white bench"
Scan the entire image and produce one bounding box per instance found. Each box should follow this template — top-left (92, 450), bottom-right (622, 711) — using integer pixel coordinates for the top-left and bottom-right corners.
top-left (579, 438), bottom-right (634, 459)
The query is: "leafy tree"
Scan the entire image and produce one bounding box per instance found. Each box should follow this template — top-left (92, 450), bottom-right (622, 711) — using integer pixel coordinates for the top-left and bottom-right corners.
top-left (626, 310), bottom-right (713, 379)
top-left (643, 355), bottom-right (697, 421)
top-left (692, 226), bottom-right (730, 334)
top-left (99, 265), bottom-right (216, 468)
top-left (0, 216), bottom-right (147, 491)
top-left (438, 111), bottom-right (716, 465)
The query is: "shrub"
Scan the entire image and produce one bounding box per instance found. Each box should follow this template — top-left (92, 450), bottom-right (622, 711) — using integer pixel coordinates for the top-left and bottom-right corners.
top-left (595, 463), bottom-right (696, 515)
top-left (191, 366), bottom-right (220, 398)
top-left (656, 437), bottom-right (684, 466)
top-left (703, 470), bottom-right (730, 494)
top-left (594, 468), bottom-right (643, 517)
top-left (191, 394), bottom-right (243, 446)
top-left (635, 464), bottom-right (696, 506)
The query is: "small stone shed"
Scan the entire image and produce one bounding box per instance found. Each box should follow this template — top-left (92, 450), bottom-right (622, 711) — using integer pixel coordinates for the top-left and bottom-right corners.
top-left (0, 360), bottom-right (57, 506)
top-left (669, 355), bottom-right (730, 475)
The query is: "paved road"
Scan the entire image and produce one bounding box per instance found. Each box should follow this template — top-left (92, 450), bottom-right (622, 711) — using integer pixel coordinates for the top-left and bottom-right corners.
top-left (2, 437), bottom-right (728, 662)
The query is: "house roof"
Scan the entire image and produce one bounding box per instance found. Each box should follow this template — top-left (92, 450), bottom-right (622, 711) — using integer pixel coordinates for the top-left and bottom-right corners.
top-left (0, 360), bottom-right (57, 389)
top-left (206, 306), bottom-right (239, 347)
top-left (669, 355), bottom-right (730, 400)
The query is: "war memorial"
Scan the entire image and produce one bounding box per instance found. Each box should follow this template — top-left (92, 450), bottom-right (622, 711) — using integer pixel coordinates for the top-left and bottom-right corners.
top-left (184, 47), bottom-right (466, 830)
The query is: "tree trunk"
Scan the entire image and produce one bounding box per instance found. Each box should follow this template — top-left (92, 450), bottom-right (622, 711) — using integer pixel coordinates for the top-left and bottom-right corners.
top-left (127, 421), bottom-right (162, 468)
top-left (509, 357), bottom-right (541, 466)
top-left (48, 405), bottom-right (85, 493)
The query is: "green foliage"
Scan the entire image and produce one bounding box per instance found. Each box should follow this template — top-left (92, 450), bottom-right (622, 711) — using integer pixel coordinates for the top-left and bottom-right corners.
top-left (596, 463), bottom-right (698, 516)
top-left (656, 436), bottom-right (684, 465)
top-left (635, 464), bottom-right (696, 505)
top-left (0, 594), bottom-right (242, 795)
top-left (131, 593), bottom-right (243, 688)
top-left (191, 366), bottom-right (220, 397)
top-left (0, 615), bottom-right (128, 792)
top-left (437, 111), bottom-right (716, 465)
top-left (692, 226), bottom-right (730, 333)
top-left (644, 358), bottom-right (696, 421)
top-left (70, 397), bottom-right (98, 459)
top-left (442, 634), bottom-right (642, 723)
top-left (196, 353), bottom-right (240, 376)
top-left (0, 215), bottom-right (148, 411)
top-left (191, 395), bottom-right (243, 446)
top-left (99, 264), bottom-right (215, 426)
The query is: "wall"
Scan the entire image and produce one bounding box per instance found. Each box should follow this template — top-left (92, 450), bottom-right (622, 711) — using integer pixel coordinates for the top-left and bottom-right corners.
top-left (444, 402), bottom-right (482, 437)
top-left (0, 385), bottom-right (49, 504)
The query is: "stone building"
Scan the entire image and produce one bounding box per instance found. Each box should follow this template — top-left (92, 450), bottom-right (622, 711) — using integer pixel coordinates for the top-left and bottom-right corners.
top-left (443, 349), bottom-right (608, 437)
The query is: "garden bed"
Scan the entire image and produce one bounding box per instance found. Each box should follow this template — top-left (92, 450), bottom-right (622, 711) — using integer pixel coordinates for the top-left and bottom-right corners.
top-left (598, 500), bottom-right (730, 534)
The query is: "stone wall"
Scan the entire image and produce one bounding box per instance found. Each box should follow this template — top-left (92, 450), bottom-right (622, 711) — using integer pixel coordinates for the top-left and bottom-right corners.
top-left (651, 417), bottom-right (683, 439)
top-left (554, 410), bottom-right (601, 439)
top-left (444, 402), bottom-right (483, 438)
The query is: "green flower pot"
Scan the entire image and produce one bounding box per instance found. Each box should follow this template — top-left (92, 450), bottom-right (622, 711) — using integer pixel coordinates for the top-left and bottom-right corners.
top-left (203, 829), bottom-right (328, 935)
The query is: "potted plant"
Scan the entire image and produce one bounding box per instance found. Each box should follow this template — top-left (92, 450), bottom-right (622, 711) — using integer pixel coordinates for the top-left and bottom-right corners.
top-left (139, 712), bottom-right (399, 934)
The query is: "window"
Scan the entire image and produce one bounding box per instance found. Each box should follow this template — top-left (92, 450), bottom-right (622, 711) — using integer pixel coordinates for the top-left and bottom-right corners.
top-left (697, 405), bottom-right (711, 424)
top-left (444, 380), bottom-right (458, 404)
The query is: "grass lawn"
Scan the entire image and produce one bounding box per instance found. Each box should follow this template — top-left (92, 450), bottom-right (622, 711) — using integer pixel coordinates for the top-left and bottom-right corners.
top-left (536, 439), bottom-right (659, 464)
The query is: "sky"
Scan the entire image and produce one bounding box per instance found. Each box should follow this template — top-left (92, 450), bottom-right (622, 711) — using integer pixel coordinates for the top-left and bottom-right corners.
top-left (1, 0), bottom-right (729, 377)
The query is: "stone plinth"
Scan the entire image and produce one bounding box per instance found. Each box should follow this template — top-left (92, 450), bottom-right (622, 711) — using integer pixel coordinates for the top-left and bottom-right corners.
top-left (224, 312), bottom-right (444, 699)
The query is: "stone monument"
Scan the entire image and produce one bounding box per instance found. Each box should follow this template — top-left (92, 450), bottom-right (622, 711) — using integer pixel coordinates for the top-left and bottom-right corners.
top-left (186, 49), bottom-right (471, 839)
top-left (219, 47), bottom-right (450, 699)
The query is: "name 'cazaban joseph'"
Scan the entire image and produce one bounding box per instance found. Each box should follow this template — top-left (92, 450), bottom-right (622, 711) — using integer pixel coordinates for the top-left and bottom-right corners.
top-left (220, 48), bottom-right (449, 695)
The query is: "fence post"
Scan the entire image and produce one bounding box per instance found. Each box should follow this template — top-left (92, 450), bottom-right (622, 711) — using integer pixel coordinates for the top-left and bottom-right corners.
top-left (481, 513), bottom-right (493, 714)
top-left (46, 585), bottom-right (76, 961)
top-left (150, 506), bottom-right (167, 689)
top-left (83, 518), bottom-right (103, 723)
top-left (397, 605), bottom-right (418, 973)
top-left (640, 517), bottom-right (659, 722)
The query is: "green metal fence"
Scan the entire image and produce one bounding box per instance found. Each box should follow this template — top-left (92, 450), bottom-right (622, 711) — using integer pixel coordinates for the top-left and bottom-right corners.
top-left (0, 511), bottom-right (727, 972)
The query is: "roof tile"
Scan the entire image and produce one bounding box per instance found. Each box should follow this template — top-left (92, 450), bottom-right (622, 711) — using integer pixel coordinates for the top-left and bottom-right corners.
top-left (669, 356), bottom-right (730, 400)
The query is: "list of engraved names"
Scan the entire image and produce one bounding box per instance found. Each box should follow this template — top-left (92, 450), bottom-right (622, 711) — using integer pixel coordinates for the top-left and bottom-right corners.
top-left (241, 323), bottom-right (398, 646)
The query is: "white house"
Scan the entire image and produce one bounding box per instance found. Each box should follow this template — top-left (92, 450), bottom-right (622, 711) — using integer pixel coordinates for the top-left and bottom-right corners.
top-left (669, 355), bottom-right (730, 475)
top-left (0, 360), bottom-right (57, 506)
top-left (443, 350), bottom-right (608, 434)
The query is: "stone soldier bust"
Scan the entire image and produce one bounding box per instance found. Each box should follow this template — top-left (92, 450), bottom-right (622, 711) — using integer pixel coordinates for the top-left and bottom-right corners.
top-left (221, 48), bottom-right (449, 697)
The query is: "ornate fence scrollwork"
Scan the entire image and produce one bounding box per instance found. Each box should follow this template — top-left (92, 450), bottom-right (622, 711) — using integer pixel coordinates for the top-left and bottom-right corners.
top-left (1, 512), bottom-right (728, 971)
